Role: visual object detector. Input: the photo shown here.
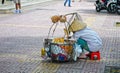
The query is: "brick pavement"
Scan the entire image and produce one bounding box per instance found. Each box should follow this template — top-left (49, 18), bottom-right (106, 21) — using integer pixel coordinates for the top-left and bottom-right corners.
top-left (0, 0), bottom-right (120, 73)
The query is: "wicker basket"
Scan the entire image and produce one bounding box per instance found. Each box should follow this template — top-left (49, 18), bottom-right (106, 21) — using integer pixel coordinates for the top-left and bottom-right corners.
top-left (44, 39), bottom-right (75, 61)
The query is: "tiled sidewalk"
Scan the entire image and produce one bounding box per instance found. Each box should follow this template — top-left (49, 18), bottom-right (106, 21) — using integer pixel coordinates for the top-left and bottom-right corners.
top-left (0, 0), bottom-right (120, 73)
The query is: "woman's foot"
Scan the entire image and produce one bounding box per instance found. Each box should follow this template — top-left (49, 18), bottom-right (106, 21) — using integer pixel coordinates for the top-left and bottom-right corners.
top-left (78, 52), bottom-right (89, 59)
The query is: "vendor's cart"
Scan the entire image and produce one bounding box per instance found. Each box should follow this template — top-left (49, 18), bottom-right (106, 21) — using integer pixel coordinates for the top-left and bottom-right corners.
top-left (41, 12), bottom-right (83, 62)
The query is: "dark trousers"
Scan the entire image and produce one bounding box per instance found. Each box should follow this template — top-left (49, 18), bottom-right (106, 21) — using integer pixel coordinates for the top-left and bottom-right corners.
top-left (76, 38), bottom-right (90, 52)
top-left (64, 0), bottom-right (71, 6)
top-left (2, 0), bottom-right (4, 4)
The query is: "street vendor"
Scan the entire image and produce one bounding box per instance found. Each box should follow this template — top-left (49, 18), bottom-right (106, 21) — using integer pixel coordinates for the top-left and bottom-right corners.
top-left (41, 13), bottom-right (103, 61)
top-left (66, 18), bottom-right (103, 59)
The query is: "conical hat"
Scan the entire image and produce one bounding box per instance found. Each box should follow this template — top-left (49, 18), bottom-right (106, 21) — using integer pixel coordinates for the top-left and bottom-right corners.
top-left (68, 19), bottom-right (87, 32)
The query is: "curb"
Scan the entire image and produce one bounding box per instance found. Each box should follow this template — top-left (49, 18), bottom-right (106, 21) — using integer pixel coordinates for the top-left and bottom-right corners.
top-left (0, 0), bottom-right (53, 14)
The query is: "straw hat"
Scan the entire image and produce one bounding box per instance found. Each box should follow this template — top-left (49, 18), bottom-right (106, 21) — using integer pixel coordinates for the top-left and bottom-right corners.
top-left (68, 19), bottom-right (87, 32)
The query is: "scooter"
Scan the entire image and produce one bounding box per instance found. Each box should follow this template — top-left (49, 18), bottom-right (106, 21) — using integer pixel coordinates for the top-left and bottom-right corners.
top-left (95, 0), bottom-right (117, 13)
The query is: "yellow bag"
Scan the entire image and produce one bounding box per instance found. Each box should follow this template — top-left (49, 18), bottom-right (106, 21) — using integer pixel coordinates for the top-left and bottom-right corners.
top-left (41, 48), bottom-right (46, 56)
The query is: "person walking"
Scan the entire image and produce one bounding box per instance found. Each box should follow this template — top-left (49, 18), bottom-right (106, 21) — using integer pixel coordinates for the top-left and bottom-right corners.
top-left (64, 0), bottom-right (71, 7)
top-left (13, 0), bottom-right (21, 13)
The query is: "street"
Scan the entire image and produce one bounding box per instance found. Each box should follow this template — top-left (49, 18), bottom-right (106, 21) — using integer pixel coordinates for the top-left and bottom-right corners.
top-left (0, 0), bottom-right (120, 73)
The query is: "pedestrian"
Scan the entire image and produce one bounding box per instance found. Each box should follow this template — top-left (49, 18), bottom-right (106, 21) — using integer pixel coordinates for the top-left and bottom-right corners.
top-left (2, 0), bottom-right (5, 4)
top-left (64, 0), bottom-right (71, 7)
top-left (13, 0), bottom-right (21, 13)
top-left (65, 18), bottom-right (102, 60)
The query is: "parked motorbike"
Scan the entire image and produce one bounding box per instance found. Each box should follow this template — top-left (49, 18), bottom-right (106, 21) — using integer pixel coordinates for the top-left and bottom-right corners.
top-left (95, 0), bottom-right (117, 13)
top-left (117, 0), bottom-right (120, 14)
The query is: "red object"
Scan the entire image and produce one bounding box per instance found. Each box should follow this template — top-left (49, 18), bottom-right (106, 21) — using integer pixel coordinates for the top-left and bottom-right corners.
top-left (102, 0), bottom-right (105, 2)
top-left (89, 51), bottom-right (100, 60)
top-left (52, 53), bottom-right (57, 58)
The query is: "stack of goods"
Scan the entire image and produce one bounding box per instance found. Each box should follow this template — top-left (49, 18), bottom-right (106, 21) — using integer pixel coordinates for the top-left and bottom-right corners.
top-left (50, 37), bottom-right (73, 61)
top-left (52, 37), bottom-right (64, 44)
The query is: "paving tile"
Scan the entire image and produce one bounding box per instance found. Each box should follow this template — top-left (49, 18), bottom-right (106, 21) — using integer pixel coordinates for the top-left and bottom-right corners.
top-left (0, 0), bottom-right (120, 73)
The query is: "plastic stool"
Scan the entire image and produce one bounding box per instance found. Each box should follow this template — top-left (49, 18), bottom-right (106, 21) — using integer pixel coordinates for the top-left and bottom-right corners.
top-left (90, 51), bottom-right (100, 60)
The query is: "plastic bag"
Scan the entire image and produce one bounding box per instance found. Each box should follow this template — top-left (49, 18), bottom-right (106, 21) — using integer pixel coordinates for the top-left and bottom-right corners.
top-left (73, 43), bottom-right (82, 61)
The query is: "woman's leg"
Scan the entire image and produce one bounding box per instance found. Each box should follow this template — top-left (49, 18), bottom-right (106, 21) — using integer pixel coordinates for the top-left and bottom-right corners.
top-left (76, 38), bottom-right (90, 52)
top-left (15, 3), bottom-right (19, 10)
top-left (68, 0), bottom-right (71, 6)
top-left (14, 3), bottom-right (19, 13)
top-left (18, 3), bottom-right (21, 9)
top-left (18, 3), bottom-right (21, 13)
top-left (15, 3), bottom-right (21, 13)
top-left (64, 0), bottom-right (67, 6)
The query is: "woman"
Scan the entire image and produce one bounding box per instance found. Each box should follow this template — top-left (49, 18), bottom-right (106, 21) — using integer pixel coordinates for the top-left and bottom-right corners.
top-left (67, 18), bottom-right (103, 60)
